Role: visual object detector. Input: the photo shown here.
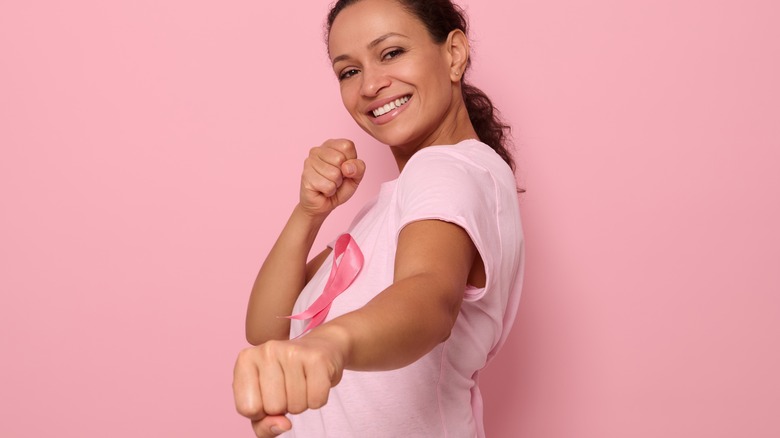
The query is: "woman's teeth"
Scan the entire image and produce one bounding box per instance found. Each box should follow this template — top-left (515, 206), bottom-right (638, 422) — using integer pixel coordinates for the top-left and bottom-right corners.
top-left (372, 96), bottom-right (410, 117)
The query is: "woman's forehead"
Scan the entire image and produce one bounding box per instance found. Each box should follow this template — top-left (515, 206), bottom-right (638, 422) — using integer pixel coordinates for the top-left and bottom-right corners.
top-left (328, 0), bottom-right (425, 53)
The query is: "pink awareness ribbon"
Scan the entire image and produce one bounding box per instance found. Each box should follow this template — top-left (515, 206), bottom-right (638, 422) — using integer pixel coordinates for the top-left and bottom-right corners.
top-left (287, 233), bottom-right (363, 336)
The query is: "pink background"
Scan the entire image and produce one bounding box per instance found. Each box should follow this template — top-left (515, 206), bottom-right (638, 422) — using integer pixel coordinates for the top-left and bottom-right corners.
top-left (1, 0), bottom-right (778, 437)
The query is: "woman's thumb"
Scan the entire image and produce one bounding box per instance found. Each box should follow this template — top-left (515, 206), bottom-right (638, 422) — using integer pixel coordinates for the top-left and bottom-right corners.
top-left (253, 415), bottom-right (291, 437)
top-left (341, 159), bottom-right (366, 185)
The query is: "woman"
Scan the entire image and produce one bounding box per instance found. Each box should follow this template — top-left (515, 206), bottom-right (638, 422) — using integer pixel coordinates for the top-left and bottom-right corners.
top-left (233, 0), bottom-right (524, 436)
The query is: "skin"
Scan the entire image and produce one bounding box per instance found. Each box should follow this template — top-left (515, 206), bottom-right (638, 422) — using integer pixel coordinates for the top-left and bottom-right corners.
top-left (235, 0), bottom-right (485, 436)
top-left (330, 0), bottom-right (477, 170)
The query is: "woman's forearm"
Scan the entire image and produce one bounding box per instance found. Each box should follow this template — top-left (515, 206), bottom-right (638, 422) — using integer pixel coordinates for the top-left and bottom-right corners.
top-left (304, 219), bottom-right (475, 371)
top-left (246, 140), bottom-right (366, 345)
top-left (304, 272), bottom-right (464, 371)
top-left (245, 205), bottom-right (329, 345)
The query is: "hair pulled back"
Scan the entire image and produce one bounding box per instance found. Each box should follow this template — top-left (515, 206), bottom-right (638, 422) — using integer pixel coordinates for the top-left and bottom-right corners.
top-left (326, 0), bottom-right (515, 171)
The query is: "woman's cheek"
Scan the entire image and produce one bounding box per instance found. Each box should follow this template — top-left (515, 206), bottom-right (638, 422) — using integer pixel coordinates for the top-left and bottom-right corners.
top-left (340, 85), bottom-right (359, 112)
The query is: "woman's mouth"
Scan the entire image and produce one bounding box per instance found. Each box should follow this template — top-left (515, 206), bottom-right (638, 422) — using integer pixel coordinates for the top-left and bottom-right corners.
top-left (371, 95), bottom-right (411, 118)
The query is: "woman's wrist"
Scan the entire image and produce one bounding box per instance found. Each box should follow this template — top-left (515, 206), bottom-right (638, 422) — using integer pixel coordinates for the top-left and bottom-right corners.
top-left (293, 203), bottom-right (331, 225)
top-left (287, 204), bottom-right (330, 244)
top-left (303, 322), bottom-right (354, 369)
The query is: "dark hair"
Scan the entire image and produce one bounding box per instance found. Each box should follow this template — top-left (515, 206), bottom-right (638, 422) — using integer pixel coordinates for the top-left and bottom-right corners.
top-left (326, 0), bottom-right (515, 171)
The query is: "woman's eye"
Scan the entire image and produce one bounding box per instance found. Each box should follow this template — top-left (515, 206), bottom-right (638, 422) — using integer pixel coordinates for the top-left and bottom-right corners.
top-left (383, 48), bottom-right (405, 60)
top-left (339, 69), bottom-right (359, 81)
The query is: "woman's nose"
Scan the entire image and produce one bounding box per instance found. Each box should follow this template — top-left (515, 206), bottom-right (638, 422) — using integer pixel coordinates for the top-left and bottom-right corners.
top-left (359, 67), bottom-right (391, 97)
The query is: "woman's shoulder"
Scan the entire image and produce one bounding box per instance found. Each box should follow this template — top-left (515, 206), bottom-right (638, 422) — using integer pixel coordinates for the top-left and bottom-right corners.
top-left (412, 139), bottom-right (509, 168)
top-left (402, 139), bottom-right (515, 188)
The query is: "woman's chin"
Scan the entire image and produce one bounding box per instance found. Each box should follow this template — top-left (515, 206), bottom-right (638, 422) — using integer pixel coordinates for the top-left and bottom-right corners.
top-left (359, 123), bottom-right (419, 148)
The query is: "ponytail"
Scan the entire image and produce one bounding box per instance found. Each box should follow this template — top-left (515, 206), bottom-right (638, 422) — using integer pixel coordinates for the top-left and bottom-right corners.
top-left (461, 82), bottom-right (514, 171)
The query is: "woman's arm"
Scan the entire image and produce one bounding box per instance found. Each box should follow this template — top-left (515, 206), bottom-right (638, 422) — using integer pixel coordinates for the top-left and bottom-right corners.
top-left (314, 219), bottom-right (474, 370)
top-left (245, 139), bottom-right (365, 345)
top-left (234, 218), bottom-right (477, 435)
top-left (244, 206), bottom-right (331, 344)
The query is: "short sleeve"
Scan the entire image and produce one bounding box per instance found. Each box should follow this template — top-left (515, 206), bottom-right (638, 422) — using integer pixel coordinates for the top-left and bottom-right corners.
top-left (394, 147), bottom-right (502, 301)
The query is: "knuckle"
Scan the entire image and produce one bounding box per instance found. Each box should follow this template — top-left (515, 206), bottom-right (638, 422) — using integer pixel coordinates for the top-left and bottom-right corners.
top-left (310, 180), bottom-right (328, 195)
top-left (301, 166), bottom-right (318, 180)
top-left (303, 350), bottom-right (325, 365)
top-left (324, 166), bottom-right (343, 182)
top-left (253, 341), bottom-right (277, 362)
top-left (320, 148), bottom-right (344, 165)
top-left (260, 340), bottom-right (279, 353)
top-left (287, 406), bottom-right (306, 415)
top-left (287, 399), bottom-right (307, 415)
top-left (309, 392), bottom-right (329, 409)
top-left (308, 147), bottom-right (325, 162)
top-left (324, 180), bottom-right (338, 195)
top-left (324, 138), bottom-right (354, 153)
top-left (334, 138), bottom-right (354, 149)
top-left (263, 401), bottom-right (286, 416)
top-left (282, 344), bottom-right (302, 361)
top-left (236, 346), bottom-right (256, 362)
top-left (234, 398), bottom-right (260, 418)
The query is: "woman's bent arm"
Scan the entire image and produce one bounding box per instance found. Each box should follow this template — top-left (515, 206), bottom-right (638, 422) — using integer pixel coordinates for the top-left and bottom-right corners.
top-left (245, 205), bottom-right (331, 345)
top-left (245, 139), bottom-right (366, 345)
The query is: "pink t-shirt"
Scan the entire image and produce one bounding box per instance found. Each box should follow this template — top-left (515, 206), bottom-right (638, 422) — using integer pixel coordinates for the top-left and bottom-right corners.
top-left (288, 139), bottom-right (524, 438)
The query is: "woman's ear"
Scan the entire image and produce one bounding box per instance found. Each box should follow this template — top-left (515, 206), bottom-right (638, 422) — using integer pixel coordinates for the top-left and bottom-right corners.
top-left (446, 29), bottom-right (470, 82)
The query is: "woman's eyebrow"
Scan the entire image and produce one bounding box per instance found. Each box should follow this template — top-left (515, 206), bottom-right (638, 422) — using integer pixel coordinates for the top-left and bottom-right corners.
top-left (331, 32), bottom-right (409, 66)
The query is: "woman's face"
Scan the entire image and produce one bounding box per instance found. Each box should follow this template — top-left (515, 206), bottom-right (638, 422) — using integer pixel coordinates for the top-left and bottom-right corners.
top-left (328, 0), bottom-right (459, 150)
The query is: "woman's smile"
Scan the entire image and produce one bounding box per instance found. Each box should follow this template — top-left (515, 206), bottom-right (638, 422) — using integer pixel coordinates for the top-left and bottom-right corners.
top-left (368, 95), bottom-right (412, 124)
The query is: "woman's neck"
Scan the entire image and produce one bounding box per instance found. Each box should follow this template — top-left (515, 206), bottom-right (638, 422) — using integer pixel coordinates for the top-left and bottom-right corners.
top-left (390, 97), bottom-right (478, 172)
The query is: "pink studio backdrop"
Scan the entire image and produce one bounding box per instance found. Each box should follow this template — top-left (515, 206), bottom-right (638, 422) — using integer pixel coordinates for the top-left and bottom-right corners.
top-left (1, 0), bottom-right (778, 437)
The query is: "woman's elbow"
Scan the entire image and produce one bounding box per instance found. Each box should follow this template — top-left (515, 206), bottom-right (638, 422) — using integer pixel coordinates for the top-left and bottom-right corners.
top-left (245, 333), bottom-right (263, 346)
top-left (245, 323), bottom-right (289, 346)
top-left (436, 291), bottom-right (463, 343)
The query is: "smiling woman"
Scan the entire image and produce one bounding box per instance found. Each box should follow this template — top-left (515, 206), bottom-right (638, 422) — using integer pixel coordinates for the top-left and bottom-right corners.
top-left (233, 1), bottom-right (524, 437)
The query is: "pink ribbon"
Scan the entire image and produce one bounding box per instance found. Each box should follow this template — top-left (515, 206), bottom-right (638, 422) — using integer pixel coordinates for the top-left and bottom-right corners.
top-left (287, 233), bottom-right (363, 336)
